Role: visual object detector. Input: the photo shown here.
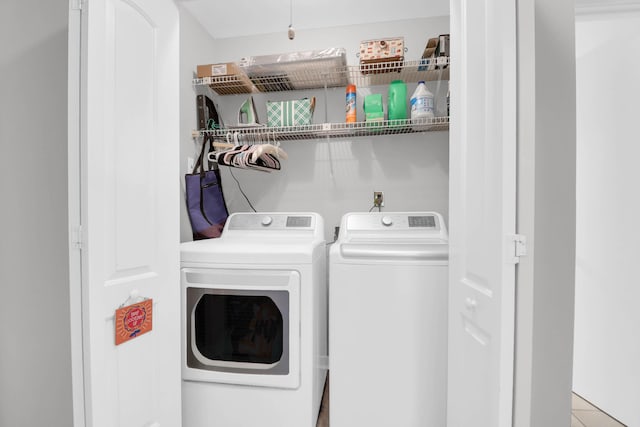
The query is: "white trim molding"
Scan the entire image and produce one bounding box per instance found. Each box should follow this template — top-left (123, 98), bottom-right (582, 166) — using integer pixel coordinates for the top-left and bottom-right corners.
top-left (576, 0), bottom-right (640, 16)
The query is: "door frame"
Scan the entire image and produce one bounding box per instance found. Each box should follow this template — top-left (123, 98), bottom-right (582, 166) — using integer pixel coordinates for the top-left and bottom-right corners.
top-left (67, 0), bottom-right (86, 425)
top-left (512, 0), bottom-right (577, 425)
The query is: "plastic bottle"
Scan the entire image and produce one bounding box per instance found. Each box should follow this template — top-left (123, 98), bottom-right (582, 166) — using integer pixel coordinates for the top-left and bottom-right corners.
top-left (410, 81), bottom-right (435, 122)
top-left (346, 84), bottom-right (357, 123)
top-left (387, 80), bottom-right (407, 121)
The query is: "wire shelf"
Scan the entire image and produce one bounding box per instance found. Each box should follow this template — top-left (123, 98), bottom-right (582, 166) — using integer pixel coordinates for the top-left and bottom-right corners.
top-left (193, 58), bottom-right (450, 94)
top-left (196, 117), bottom-right (449, 142)
top-left (352, 58), bottom-right (449, 86)
top-left (195, 74), bottom-right (255, 95)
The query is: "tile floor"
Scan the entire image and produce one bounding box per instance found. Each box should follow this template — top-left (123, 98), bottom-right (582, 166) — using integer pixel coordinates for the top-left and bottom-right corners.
top-left (572, 393), bottom-right (626, 427)
top-left (318, 381), bottom-right (627, 427)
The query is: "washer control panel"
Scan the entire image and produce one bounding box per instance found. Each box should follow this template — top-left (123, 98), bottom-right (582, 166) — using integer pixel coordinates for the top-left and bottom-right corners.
top-left (347, 213), bottom-right (440, 231)
top-left (341, 212), bottom-right (447, 240)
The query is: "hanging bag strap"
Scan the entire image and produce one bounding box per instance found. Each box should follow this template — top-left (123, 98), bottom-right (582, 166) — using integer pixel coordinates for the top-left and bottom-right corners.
top-left (193, 134), bottom-right (217, 176)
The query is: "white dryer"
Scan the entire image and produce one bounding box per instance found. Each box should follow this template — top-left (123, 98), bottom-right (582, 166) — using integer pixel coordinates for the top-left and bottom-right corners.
top-left (329, 212), bottom-right (449, 427)
top-left (180, 212), bottom-right (327, 427)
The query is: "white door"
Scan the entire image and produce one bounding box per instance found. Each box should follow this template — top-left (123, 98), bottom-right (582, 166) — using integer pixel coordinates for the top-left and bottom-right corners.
top-left (69, 0), bottom-right (181, 425)
top-left (447, 0), bottom-right (517, 426)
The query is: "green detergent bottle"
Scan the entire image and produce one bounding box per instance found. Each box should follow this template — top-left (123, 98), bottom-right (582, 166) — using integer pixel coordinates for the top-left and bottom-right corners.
top-left (387, 80), bottom-right (408, 121)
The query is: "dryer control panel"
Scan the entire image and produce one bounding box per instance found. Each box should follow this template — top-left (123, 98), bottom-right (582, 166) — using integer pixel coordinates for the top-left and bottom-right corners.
top-left (227, 212), bottom-right (318, 231)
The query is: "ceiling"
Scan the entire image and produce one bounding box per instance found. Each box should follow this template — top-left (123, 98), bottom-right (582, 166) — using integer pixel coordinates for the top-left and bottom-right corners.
top-left (176, 0), bottom-right (450, 39)
top-left (176, 0), bottom-right (639, 40)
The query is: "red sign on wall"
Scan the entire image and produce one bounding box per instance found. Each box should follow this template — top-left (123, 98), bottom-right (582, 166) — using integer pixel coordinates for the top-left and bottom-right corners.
top-left (115, 299), bottom-right (153, 345)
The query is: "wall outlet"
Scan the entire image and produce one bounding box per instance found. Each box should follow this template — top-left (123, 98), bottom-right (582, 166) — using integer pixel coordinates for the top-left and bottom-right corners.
top-left (373, 191), bottom-right (384, 207)
top-left (187, 157), bottom-right (195, 172)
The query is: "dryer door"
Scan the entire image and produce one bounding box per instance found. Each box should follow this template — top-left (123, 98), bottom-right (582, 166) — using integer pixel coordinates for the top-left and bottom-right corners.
top-left (181, 268), bottom-right (301, 389)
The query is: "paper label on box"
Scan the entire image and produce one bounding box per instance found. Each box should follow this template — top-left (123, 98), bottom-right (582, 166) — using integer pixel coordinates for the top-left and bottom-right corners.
top-left (211, 64), bottom-right (228, 76)
top-left (115, 299), bottom-right (153, 345)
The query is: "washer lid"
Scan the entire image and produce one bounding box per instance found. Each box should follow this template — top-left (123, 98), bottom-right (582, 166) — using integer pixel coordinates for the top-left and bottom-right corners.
top-left (339, 241), bottom-right (448, 261)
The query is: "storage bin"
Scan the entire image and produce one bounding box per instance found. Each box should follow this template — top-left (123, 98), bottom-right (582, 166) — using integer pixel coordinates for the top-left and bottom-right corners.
top-left (266, 98), bottom-right (315, 127)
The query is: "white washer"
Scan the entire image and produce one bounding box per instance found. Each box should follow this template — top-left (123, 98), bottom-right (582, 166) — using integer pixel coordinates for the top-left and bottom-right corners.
top-left (329, 211), bottom-right (448, 427)
top-left (181, 212), bottom-right (327, 427)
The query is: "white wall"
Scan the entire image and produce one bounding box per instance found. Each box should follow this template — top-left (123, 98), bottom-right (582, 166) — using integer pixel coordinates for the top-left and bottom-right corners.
top-left (0, 1), bottom-right (73, 426)
top-left (573, 8), bottom-right (640, 426)
top-left (514, 0), bottom-right (577, 425)
top-left (179, 7), bottom-right (219, 242)
top-left (179, 17), bottom-right (450, 243)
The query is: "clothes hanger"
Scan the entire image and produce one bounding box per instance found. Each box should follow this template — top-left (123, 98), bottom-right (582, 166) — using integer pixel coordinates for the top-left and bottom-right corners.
top-left (208, 132), bottom-right (282, 173)
top-left (249, 132), bottom-right (288, 162)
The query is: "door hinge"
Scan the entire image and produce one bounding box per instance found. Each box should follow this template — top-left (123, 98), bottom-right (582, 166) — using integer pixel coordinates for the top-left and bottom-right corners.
top-left (71, 225), bottom-right (84, 250)
top-left (510, 234), bottom-right (527, 264)
top-left (70, 0), bottom-right (83, 11)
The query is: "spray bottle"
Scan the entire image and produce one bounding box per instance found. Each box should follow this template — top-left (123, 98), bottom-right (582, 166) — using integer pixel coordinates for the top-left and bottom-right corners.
top-left (346, 84), bottom-right (357, 123)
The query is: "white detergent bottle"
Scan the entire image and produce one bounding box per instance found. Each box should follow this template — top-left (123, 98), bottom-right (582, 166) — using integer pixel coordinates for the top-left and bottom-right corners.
top-left (410, 81), bottom-right (435, 124)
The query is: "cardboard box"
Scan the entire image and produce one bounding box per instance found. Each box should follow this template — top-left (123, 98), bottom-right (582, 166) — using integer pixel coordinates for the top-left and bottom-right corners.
top-left (417, 35), bottom-right (450, 71)
top-left (359, 37), bottom-right (405, 74)
top-left (196, 62), bottom-right (255, 95)
top-left (437, 34), bottom-right (450, 58)
top-left (418, 38), bottom-right (440, 71)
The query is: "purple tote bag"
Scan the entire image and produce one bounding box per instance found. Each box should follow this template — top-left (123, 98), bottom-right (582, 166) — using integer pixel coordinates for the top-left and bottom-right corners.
top-left (185, 136), bottom-right (229, 240)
